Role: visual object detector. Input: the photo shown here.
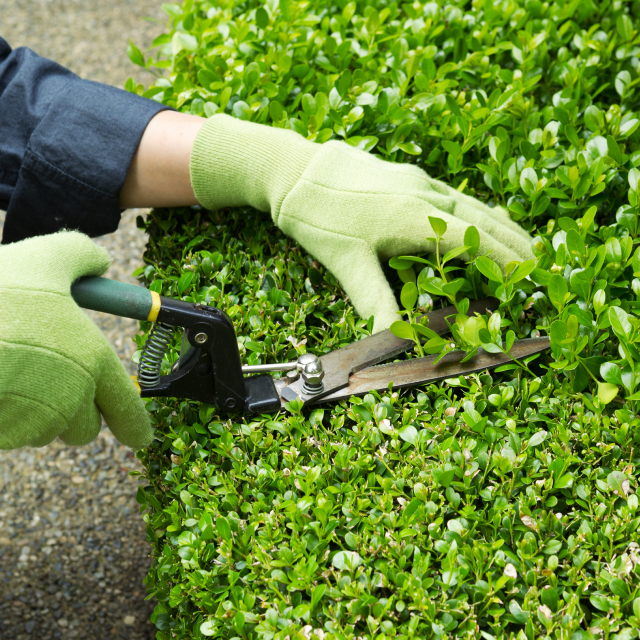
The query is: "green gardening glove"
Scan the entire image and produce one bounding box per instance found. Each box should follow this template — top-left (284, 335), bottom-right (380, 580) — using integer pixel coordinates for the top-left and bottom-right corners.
top-left (190, 115), bottom-right (534, 333)
top-left (0, 231), bottom-right (154, 450)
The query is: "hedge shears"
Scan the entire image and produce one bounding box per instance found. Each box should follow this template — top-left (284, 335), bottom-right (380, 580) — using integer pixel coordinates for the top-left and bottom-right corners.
top-left (71, 277), bottom-right (550, 415)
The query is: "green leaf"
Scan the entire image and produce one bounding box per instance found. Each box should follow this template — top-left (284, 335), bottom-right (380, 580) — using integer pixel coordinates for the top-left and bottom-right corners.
top-left (590, 595), bottom-right (613, 612)
top-left (397, 267), bottom-right (415, 284)
top-left (554, 474), bottom-right (573, 489)
top-left (481, 342), bottom-right (503, 353)
top-left (419, 275), bottom-right (446, 296)
top-left (177, 271), bottom-right (194, 294)
top-left (441, 278), bottom-right (465, 296)
top-left (389, 257), bottom-right (415, 270)
top-left (548, 274), bottom-right (568, 310)
top-left (399, 425), bottom-right (418, 444)
top-left (608, 306), bottom-right (632, 341)
top-left (566, 229), bottom-right (585, 257)
top-left (541, 586), bottom-right (559, 613)
top-left (615, 70), bottom-right (631, 98)
top-left (345, 135), bottom-right (379, 152)
top-left (598, 382), bottom-right (619, 405)
top-left (462, 316), bottom-right (486, 347)
top-left (442, 245), bottom-right (471, 263)
top-left (607, 470), bottom-right (628, 493)
top-left (475, 256), bottom-right (503, 283)
top-left (464, 226), bottom-right (480, 258)
top-left (255, 6), bottom-right (269, 29)
top-left (390, 321), bottom-right (415, 341)
top-left (428, 216), bottom-right (447, 239)
top-left (505, 330), bottom-right (515, 352)
top-left (216, 516), bottom-right (232, 544)
top-left (621, 119), bottom-right (640, 138)
top-left (527, 430), bottom-right (548, 448)
top-left (442, 140), bottom-right (462, 157)
top-left (605, 237), bottom-right (622, 264)
top-left (570, 268), bottom-right (592, 300)
top-left (509, 600), bottom-right (530, 624)
top-left (127, 40), bottom-right (145, 67)
top-left (398, 142), bottom-right (422, 155)
top-left (479, 328), bottom-right (493, 344)
top-left (412, 323), bottom-right (439, 339)
top-left (617, 14), bottom-right (634, 41)
top-left (609, 578), bottom-right (628, 598)
top-left (520, 167), bottom-right (538, 195)
top-left (506, 259), bottom-right (535, 285)
top-left (530, 268), bottom-right (551, 286)
top-left (311, 584), bottom-right (326, 610)
top-left (584, 105), bottom-right (603, 132)
top-left (424, 336), bottom-right (448, 353)
top-left (172, 32), bottom-right (198, 55)
top-left (332, 551), bottom-right (362, 570)
top-left (435, 469), bottom-right (455, 488)
top-left (403, 497), bottom-right (423, 522)
top-left (606, 136), bottom-right (624, 164)
top-left (400, 281), bottom-right (418, 311)
top-left (600, 362), bottom-right (623, 386)
top-left (531, 195), bottom-right (551, 219)
top-left (200, 621), bottom-right (217, 636)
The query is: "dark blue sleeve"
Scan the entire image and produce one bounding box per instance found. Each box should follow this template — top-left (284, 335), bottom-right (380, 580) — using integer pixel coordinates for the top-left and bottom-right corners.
top-left (0, 36), bottom-right (175, 244)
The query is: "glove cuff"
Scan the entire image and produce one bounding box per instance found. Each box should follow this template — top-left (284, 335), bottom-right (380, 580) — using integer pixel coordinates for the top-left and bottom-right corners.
top-left (189, 114), bottom-right (318, 224)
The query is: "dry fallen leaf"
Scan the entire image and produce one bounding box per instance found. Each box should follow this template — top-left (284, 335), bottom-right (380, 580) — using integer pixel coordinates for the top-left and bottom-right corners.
top-left (521, 515), bottom-right (538, 531)
top-left (504, 563), bottom-right (517, 579)
top-left (538, 604), bottom-right (553, 620)
top-left (621, 479), bottom-right (630, 496)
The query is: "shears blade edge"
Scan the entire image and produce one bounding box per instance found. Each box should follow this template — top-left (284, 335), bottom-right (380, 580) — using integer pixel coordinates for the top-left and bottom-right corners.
top-left (306, 337), bottom-right (550, 405)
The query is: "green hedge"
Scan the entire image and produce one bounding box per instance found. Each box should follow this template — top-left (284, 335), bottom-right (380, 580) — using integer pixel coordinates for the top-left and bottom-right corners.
top-left (126, 0), bottom-right (640, 638)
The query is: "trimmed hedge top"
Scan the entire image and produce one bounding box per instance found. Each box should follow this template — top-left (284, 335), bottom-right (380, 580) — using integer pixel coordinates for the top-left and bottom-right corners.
top-left (126, 0), bottom-right (640, 638)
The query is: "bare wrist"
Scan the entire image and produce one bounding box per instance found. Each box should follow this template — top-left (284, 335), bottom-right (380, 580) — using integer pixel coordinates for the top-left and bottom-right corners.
top-left (119, 110), bottom-right (206, 209)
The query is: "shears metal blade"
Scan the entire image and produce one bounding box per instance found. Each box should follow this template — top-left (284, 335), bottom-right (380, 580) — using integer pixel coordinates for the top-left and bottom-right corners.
top-left (276, 298), bottom-right (549, 407)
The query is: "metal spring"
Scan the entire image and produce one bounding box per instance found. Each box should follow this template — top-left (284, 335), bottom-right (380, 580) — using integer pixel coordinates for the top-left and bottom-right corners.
top-left (138, 322), bottom-right (175, 388)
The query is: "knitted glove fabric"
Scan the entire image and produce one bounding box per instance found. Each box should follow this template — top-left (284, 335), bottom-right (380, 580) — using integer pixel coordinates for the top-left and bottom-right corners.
top-left (0, 232), bottom-right (153, 450)
top-left (190, 114), bottom-right (534, 332)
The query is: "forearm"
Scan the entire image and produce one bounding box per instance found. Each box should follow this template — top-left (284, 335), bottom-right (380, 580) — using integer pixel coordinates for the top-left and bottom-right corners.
top-left (119, 111), bottom-right (206, 209)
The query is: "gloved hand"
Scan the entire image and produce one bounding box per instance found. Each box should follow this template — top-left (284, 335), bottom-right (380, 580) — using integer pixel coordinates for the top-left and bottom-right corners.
top-left (0, 232), bottom-right (153, 450)
top-left (189, 115), bottom-right (533, 332)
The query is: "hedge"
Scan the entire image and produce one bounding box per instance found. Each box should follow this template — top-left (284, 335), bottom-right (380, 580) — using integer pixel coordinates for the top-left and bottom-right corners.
top-left (125, 0), bottom-right (640, 638)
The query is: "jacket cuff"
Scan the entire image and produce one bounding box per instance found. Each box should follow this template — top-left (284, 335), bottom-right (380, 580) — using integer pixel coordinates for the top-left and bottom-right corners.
top-left (2, 77), bottom-right (173, 244)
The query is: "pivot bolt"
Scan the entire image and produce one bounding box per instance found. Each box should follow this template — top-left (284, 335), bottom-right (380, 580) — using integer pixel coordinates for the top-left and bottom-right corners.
top-left (194, 332), bottom-right (208, 344)
top-left (301, 359), bottom-right (325, 395)
top-left (296, 353), bottom-right (318, 371)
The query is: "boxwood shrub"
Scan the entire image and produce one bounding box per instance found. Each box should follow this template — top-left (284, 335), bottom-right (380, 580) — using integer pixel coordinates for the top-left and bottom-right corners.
top-left (125, 0), bottom-right (640, 637)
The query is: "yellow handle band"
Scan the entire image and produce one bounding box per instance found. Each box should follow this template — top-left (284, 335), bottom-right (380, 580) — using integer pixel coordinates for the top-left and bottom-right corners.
top-left (130, 375), bottom-right (141, 394)
top-left (147, 291), bottom-right (161, 322)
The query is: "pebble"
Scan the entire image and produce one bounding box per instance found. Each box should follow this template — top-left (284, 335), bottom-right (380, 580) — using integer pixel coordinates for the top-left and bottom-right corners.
top-left (0, 0), bottom-right (168, 637)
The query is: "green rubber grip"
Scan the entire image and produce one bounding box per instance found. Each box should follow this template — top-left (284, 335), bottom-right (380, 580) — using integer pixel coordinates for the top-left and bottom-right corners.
top-left (71, 276), bottom-right (154, 321)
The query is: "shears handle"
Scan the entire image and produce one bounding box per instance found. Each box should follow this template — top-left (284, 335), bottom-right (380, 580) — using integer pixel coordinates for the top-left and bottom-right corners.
top-left (69, 276), bottom-right (281, 413)
top-left (71, 276), bottom-right (161, 322)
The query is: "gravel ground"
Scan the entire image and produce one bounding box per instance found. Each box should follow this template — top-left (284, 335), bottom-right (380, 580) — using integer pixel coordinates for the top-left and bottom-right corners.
top-left (0, 1), bottom-right (170, 638)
